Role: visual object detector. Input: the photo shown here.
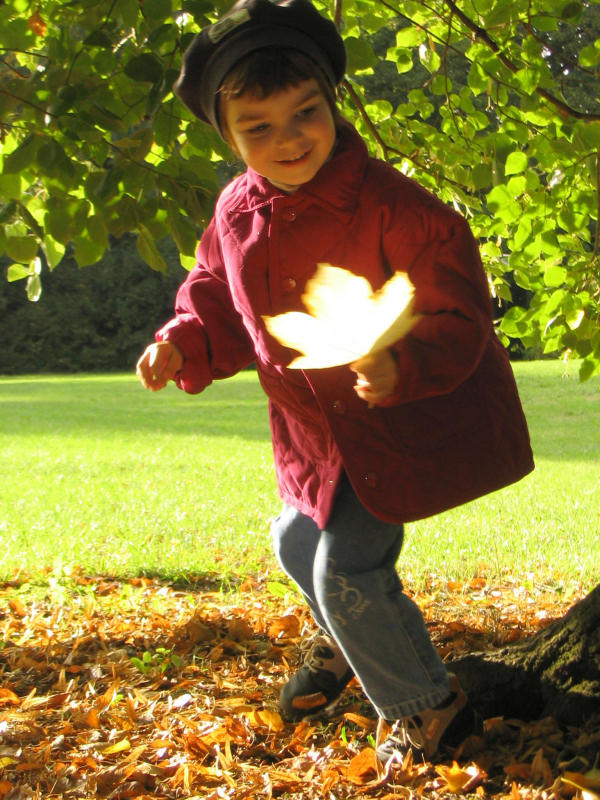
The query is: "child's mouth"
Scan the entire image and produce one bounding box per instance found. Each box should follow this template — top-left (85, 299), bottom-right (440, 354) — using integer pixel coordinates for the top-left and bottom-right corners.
top-left (278, 150), bottom-right (310, 165)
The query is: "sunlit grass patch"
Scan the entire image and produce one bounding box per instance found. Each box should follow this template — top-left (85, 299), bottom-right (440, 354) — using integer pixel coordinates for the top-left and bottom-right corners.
top-left (1, 361), bottom-right (598, 590)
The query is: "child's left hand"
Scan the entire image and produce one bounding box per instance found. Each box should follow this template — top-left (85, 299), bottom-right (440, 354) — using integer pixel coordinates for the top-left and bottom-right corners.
top-left (350, 350), bottom-right (399, 405)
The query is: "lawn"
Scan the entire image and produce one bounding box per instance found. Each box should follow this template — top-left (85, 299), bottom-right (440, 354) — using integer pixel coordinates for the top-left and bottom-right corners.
top-left (1, 359), bottom-right (598, 589)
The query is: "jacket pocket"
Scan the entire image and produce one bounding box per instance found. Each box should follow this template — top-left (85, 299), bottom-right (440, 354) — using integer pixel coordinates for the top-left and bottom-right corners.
top-left (380, 372), bottom-right (486, 454)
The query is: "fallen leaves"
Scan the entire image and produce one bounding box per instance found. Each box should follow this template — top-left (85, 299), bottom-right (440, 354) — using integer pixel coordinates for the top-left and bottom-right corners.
top-left (0, 569), bottom-right (593, 798)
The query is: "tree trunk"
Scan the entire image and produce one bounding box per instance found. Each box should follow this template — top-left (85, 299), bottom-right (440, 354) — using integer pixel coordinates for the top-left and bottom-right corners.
top-left (449, 584), bottom-right (600, 724)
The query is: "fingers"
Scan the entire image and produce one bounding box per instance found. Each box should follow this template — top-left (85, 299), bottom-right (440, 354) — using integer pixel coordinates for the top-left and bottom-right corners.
top-left (136, 342), bottom-right (182, 391)
top-left (136, 346), bottom-right (164, 391)
top-left (350, 350), bottom-right (398, 404)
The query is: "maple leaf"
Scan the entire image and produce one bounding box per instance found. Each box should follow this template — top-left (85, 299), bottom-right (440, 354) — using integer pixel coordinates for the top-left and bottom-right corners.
top-left (263, 264), bottom-right (419, 369)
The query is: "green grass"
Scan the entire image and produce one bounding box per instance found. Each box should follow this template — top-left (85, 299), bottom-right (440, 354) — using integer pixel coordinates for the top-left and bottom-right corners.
top-left (0, 372), bottom-right (278, 582)
top-left (1, 361), bottom-right (598, 589)
top-left (404, 360), bottom-right (600, 591)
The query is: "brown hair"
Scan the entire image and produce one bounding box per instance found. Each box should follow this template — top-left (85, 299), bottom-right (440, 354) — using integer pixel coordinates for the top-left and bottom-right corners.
top-left (217, 47), bottom-right (343, 141)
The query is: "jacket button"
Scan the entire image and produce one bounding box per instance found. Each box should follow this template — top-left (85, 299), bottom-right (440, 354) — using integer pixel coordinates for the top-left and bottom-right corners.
top-left (332, 400), bottom-right (346, 414)
top-left (282, 207), bottom-right (297, 222)
top-left (363, 472), bottom-right (378, 488)
top-left (281, 277), bottom-right (297, 293)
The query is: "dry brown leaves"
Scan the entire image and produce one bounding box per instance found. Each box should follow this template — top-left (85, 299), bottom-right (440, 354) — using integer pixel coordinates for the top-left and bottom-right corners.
top-left (0, 570), bottom-right (596, 800)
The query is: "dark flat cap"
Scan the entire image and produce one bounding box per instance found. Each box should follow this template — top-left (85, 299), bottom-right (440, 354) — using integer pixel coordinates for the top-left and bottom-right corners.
top-left (174, 0), bottom-right (346, 130)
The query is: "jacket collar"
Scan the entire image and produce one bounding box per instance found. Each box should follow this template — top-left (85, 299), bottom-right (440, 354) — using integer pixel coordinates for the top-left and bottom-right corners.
top-left (226, 123), bottom-right (368, 224)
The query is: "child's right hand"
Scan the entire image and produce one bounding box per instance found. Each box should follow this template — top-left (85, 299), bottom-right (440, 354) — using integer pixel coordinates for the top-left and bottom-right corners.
top-left (136, 341), bottom-right (183, 391)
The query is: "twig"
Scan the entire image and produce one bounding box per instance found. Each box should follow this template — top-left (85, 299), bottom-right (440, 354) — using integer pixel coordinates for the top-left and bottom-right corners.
top-left (342, 79), bottom-right (397, 162)
top-left (373, 0), bottom-right (600, 122)
top-left (334, 0), bottom-right (343, 29)
top-left (342, 78), bottom-right (466, 191)
top-left (594, 149), bottom-right (600, 259)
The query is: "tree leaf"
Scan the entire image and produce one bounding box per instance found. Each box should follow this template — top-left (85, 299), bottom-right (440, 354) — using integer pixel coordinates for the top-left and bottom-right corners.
top-left (505, 151), bottom-right (529, 175)
top-left (124, 53), bottom-right (164, 83)
top-left (26, 273), bottom-right (42, 302)
top-left (344, 36), bottom-right (378, 73)
top-left (137, 225), bottom-right (167, 273)
top-left (3, 134), bottom-right (40, 174)
top-left (7, 263), bottom-right (30, 282)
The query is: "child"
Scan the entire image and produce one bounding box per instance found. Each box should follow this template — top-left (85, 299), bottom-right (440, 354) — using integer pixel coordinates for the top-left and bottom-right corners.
top-left (136, 0), bottom-right (534, 766)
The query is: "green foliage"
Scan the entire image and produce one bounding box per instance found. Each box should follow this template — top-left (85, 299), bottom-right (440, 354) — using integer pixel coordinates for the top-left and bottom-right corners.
top-left (1, 0), bottom-right (599, 376)
top-left (131, 647), bottom-right (182, 676)
top-left (0, 235), bottom-right (185, 373)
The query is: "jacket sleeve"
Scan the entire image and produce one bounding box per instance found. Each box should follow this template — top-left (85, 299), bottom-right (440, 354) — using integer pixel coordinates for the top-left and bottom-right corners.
top-left (379, 193), bottom-right (494, 408)
top-left (156, 217), bottom-right (256, 395)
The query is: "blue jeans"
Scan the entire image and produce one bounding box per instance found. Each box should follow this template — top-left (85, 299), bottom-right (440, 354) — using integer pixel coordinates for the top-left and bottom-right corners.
top-left (271, 474), bottom-right (450, 720)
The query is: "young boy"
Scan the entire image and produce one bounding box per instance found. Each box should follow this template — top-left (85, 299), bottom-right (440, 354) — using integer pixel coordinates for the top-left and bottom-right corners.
top-left (137, 0), bottom-right (534, 766)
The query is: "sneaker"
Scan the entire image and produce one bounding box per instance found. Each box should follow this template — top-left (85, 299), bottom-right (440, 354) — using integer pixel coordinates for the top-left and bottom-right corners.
top-left (375, 675), bottom-right (480, 766)
top-left (279, 631), bottom-right (354, 721)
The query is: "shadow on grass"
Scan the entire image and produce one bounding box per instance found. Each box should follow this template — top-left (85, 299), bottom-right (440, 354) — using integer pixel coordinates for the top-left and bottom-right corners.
top-left (2, 366), bottom-right (600, 457)
top-left (0, 372), bottom-right (272, 442)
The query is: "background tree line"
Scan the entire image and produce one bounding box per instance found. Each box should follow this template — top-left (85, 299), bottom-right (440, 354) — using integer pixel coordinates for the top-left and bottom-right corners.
top-left (1, 0), bottom-right (599, 376)
top-left (0, 235), bottom-right (183, 373)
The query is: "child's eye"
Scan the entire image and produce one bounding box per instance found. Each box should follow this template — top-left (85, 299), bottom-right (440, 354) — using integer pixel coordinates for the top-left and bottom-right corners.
top-left (247, 123), bottom-right (269, 135)
top-left (298, 105), bottom-right (316, 119)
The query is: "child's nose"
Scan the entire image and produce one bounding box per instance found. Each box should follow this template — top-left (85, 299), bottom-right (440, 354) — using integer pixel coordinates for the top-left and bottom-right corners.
top-left (277, 120), bottom-right (302, 145)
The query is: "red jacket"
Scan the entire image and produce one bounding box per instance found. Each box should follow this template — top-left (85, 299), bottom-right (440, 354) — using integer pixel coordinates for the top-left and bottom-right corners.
top-left (157, 124), bottom-right (534, 528)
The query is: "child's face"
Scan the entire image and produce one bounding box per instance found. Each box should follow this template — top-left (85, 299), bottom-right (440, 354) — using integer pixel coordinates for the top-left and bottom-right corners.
top-left (222, 78), bottom-right (337, 193)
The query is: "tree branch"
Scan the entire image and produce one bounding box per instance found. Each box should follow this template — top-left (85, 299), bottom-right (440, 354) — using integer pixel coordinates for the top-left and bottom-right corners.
top-left (333, 0), bottom-right (343, 29)
top-left (374, 0), bottom-right (600, 122)
top-left (342, 78), bottom-right (466, 192)
top-left (0, 87), bottom-right (52, 118)
top-left (342, 79), bottom-right (397, 162)
top-left (439, 0), bottom-right (600, 122)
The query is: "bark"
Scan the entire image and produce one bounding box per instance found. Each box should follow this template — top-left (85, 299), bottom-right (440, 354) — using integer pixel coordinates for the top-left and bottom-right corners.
top-left (449, 584), bottom-right (600, 724)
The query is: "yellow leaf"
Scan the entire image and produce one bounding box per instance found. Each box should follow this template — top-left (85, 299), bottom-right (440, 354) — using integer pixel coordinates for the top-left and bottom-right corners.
top-left (101, 738), bottom-right (131, 755)
top-left (263, 264), bottom-right (418, 369)
top-left (244, 708), bottom-right (285, 732)
top-left (151, 739), bottom-right (174, 749)
top-left (22, 692), bottom-right (68, 711)
top-left (436, 761), bottom-right (486, 793)
top-left (562, 771), bottom-right (588, 790)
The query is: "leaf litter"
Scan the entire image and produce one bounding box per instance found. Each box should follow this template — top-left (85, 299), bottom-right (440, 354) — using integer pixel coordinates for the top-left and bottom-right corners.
top-left (0, 568), bottom-right (597, 799)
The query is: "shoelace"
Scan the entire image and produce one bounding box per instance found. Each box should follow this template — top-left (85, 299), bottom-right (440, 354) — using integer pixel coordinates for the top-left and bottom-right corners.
top-left (382, 718), bottom-right (426, 755)
top-left (302, 633), bottom-right (350, 681)
top-left (305, 635), bottom-right (337, 672)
